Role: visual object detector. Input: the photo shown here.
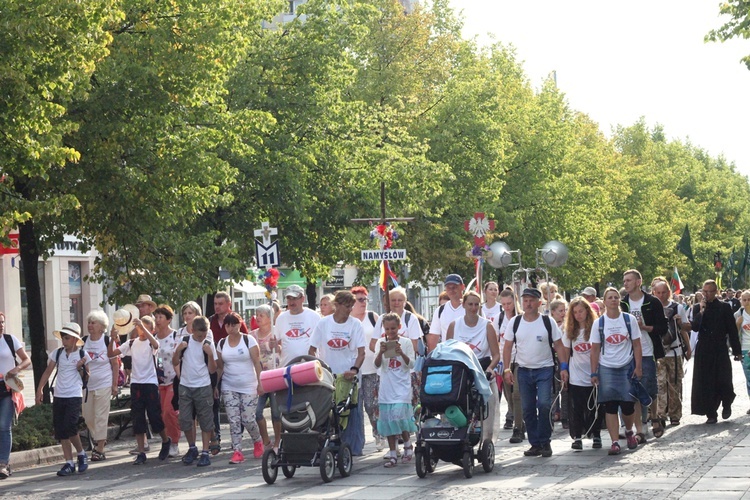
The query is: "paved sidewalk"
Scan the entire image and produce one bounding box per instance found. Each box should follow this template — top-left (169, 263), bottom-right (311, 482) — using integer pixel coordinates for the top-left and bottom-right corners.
top-left (2, 359), bottom-right (749, 499)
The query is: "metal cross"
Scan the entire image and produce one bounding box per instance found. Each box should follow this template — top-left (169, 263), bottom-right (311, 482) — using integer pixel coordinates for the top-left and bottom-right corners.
top-left (351, 182), bottom-right (414, 312)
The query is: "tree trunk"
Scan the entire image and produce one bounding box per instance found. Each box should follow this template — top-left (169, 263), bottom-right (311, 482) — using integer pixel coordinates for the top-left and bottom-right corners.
top-left (18, 220), bottom-right (50, 402)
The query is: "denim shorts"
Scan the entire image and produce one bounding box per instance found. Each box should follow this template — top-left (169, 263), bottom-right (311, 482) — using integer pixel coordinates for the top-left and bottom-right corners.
top-left (638, 356), bottom-right (658, 397)
top-left (255, 392), bottom-right (280, 422)
top-left (598, 363), bottom-right (634, 403)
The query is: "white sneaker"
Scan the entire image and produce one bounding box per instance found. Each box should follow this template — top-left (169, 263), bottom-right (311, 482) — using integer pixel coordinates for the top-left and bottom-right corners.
top-left (168, 443), bottom-right (180, 458)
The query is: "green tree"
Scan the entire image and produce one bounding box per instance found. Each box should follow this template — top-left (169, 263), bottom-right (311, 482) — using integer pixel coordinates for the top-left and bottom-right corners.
top-left (706, 1), bottom-right (750, 70)
top-left (0, 0), bottom-right (121, 388)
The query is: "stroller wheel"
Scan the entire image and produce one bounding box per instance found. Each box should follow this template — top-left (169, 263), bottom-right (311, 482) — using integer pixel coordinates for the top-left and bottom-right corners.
top-left (262, 448), bottom-right (279, 485)
top-left (320, 447), bottom-right (335, 483)
top-left (415, 449), bottom-right (427, 478)
top-left (337, 443), bottom-right (353, 477)
top-left (461, 451), bottom-right (474, 479)
top-left (282, 465), bottom-right (296, 478)
top-left (424, 445), bottom-right (437, 473)
top-left (479, 439), bottom-right (495, 473)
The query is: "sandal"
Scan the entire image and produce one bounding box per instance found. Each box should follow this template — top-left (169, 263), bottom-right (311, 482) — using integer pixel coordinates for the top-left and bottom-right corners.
top-left (384, 456), bottom-right (398, 468)
top-left (91, 449), bottom-right (106, 462)
top-left (402, 445), bottom-right (414, 463)
top-left (209, 439), bottom-right (221, 456)
top-left (635, 432), bottom-right (647, 445)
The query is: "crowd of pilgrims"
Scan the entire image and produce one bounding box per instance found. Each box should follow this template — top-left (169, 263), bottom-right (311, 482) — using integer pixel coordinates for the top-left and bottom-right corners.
top-left (0, 269), bottom-right (747, 478)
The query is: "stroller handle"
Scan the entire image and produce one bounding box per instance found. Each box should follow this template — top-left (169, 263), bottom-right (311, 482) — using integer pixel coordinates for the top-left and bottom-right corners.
top-left (286, 354), bottom-right (332, 373)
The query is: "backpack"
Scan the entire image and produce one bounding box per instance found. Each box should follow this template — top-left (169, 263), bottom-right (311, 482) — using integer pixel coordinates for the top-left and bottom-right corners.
top-left (662, 302), bottom-right (680, 347)
top-left (597, 314), bottom-right (632, 355)
top-left (51, 347), bottom-right (89, 400)
top-left (512, 314), bottom-right (555, 366)
top-left (367, 311), bottom-right (377, 327)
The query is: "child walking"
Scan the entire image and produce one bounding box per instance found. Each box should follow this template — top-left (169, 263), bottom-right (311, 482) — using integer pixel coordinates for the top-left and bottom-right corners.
top-left (374, 313), bottom-right (417, 468)
top-left (35, 323), bottom-right (91, 476)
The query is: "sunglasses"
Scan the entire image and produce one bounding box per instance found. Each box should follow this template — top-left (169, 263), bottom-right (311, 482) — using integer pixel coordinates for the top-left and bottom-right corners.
top-left (356, 298), bottom-right (368, 303)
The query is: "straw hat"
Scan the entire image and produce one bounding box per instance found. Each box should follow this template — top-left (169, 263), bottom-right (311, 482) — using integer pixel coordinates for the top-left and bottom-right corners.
top-left (134, 294), bottom-right (157, 308)
top-left (112, 304), bottom-right (140, 336)
top-left (3, 372), bottom-right (23, 392)
top-left (53, 322), bottom-right (85, 347)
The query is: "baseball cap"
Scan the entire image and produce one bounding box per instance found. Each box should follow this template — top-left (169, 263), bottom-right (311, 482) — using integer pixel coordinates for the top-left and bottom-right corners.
top-left (521, 288), bottom-right (542, 299)
top-left (582, 287), bottom-right (597, 297)
top-left (284, 285), bottom-right (305, 298)
top-left (444, 274), bottom-right (464, 286)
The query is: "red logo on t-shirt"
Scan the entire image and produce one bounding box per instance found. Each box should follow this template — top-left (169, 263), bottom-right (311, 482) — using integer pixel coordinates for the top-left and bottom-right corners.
top-left (466, 342), bottom-right (480, 353)
top-left (388, 358), bottom-right (402, 369)
top-left (743, 324), bottom-right (750, 332)
top-left (327, 338), bottom-right (349, 349)
top-left (285, 328), bottom-right (311, 338)
top-left (606, 334), bottom-right (627, 345)
top-left (574, 343), bottom-right (592, 353)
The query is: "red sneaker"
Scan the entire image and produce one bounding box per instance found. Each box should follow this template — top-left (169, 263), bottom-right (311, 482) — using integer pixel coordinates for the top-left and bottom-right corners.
top-left (229, 450), bottom-right (245, 464)
top-left (253, 441), bottom-right (264, 459)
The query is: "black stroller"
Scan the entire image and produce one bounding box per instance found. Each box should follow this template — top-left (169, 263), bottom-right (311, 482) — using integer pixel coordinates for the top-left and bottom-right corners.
top-left (262, 356), bottom-right (358, 484)
top-left (415, 340), bottom-right (494, 478)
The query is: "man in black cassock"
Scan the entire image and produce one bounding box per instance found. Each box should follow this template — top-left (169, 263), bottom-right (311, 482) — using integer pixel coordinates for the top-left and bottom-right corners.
top-left (691, 280), bottom-right (741, 424)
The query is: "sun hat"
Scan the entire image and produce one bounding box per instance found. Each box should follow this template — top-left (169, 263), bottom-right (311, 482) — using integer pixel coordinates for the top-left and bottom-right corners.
top-left (53, 322), bottom-right (85, 347)
top-left (112, 304), bottom-right (140, 336)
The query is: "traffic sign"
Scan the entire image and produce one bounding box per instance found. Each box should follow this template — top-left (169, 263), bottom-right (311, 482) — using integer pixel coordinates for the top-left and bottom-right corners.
top-left (360, 249), bottom-right (407, 261)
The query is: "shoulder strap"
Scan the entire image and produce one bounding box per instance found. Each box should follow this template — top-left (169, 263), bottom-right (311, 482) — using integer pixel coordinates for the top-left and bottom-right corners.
top-left (598, 316), bottom-right (606, 354)
top-left (243, 335), bottom-right (250, 349)
top-left (50, 347), bottom-right (65, 389)
top-left (129, 338), bottom-right (135, 348)
top-left (368, 311), bottom-right (377, 327)
top-left (55, 347), bottom-right (64, 364)
top-left (4, 334), bottom-right (18, 366)
top-left (438, 304), bottom-right (446, 319)
top-left (82, 335), bottom-right (89, 345)
top-left (542, 315), bottom-right (553, 348)
top-left (512, 315), bottom-right (522, 335)
top-left (404, 311), bottom-right (412, 327)
top-left (219, 338), bottom-right (226, 350)
top-left (498, 314), bottom-right (505, 330)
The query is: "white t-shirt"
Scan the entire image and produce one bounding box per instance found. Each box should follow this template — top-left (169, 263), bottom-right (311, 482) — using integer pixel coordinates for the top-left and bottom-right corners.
top-left (310, 315), bottom-right (365, 376)
top-left (481, 303), bottom-right (501, 338)
top-left (740, 310), bottom-right (750, 351)
top-left (49, 347), bottom-right (90, 398)
top-left (359, 312), bottom-right (379, 376)
top-left (274, 308), bottom-right (320, 367)
top-left (83, 336), bottom-right (112, 391)
top-left (562, 328), bottom-right (593, 387)
top-left (590, 313), bottom-right (642, 368)
top-left (0, 334), bottom-right (22, 379)
top-left (119, 338), bottom-right (158, 385)
top-left (503, 315), bottom-right (562, 369)
top-left (429, 302), bottom-right (465, 342)
top-left (156, 330), bottom-right (179, 385)
top-left (452, 316), bottom-right (492, 359)
top-left (664, 301), bottom-right (689, 358)
top-left (628, 296), bottom-right (652, 357)
top-left (377, 336), bottom-right (414, 404)
top-left (179, 337), bottom-right (218, 388)
top-left (218, 335), bottom-right (258, 395)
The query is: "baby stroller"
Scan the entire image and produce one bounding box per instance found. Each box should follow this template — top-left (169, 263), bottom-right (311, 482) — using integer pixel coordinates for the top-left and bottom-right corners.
top-left (261, 355), bottom-right (358, 484)
top-left (415, 339), bottom-right (494, 479)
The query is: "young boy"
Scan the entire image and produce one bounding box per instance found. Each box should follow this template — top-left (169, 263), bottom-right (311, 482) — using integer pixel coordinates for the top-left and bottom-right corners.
top-left (173, 316), bottom-right (217, 467)
top-left (112, 314), bottom-right (172, 464)
top-left (35, 323), bottom-right (91, 477)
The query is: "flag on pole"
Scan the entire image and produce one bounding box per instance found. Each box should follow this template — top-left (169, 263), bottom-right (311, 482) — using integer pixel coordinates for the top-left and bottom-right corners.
top-left (379, 260), bottom-right (399, 291)
top-left (676, 224), bottom-right (695, 262)
top-left (671, 266), bottom-right (684, 294)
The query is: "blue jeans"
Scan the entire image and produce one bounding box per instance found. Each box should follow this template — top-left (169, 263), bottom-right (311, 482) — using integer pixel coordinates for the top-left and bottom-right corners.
top-left (742, 351), bottom-right (750, 397)
top-left (0, 396), bottom-right (13, 463)
top-left (340, 394), bottom-right (365, 456)
top-left (517, 366), bottom-right (554, 447)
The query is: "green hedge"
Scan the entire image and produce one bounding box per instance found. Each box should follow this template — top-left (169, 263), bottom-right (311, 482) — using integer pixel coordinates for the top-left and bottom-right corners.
top-left (12, 404), bottom-right (57, 452)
